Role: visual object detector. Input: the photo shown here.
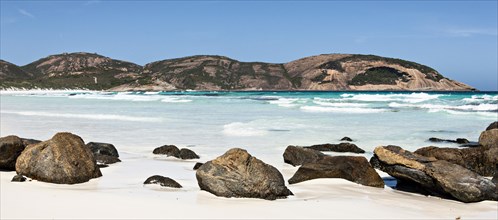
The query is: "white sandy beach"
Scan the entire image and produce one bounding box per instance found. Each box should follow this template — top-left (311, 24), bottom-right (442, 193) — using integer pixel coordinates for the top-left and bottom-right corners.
top-left (1, 149), bottom-right (497, 219)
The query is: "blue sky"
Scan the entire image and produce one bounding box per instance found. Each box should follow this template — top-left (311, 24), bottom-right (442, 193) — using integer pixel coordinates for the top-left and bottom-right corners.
top-left (1, 1), bottom-right (497, 90)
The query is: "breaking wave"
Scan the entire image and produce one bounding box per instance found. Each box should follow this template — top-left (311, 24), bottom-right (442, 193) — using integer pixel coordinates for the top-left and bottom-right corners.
top-left (1, 110), bottom-right (162, 122)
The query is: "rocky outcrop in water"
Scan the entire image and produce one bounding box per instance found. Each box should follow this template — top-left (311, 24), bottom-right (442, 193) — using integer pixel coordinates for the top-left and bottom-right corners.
top-left (304, 143), bottom-right (365, 153)
top-left (370, 145), bottom-right (497, 203)
top-left (1, 52), bottom-right (474, 91)
top-left (144, 175), bottom-right (182, 188)
top-left (16, 132), bottom-right (102, 184)
top-left (428, 137), bottom-right (469, 144)
top-left (288, 156), bottom-right (384, 188)
top-left (153, 145), bottom-right (199, 160)
top-left (196, 148), bottom-right (293, 200)
top-left (0, 135), bottom-right (26, 171)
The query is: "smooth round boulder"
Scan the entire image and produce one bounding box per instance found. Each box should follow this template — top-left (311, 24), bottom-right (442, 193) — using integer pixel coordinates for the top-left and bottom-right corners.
top-left (144, 175), bottom-right (182, 188)
top-left (86, 142), bottom-right (119, 157)
top-left (288, 156), bottom-right (384, 188)
top-left (153, 145), bottom-right (180, 157)
top-left (179, 148), bottom-right (199, 159)
top-left (16, 132), bottom-right (102, 184)
top-left (479, 129), bottom-right (498, 148)
top-left (0, 135), bottom-right (26, 171)
top-left (340, 137), bottom-right (353, 142)
top-left (196, 148), bottom-right (293, 200)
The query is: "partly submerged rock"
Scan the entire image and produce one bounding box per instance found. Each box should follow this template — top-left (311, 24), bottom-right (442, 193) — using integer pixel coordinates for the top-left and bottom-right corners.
top-left (0, 135), bottom-right (26, 171)
top-left (428, 137), bottom-right (469, 144)
top-left (371, 145), bottom-right (497, 203)
top-left (283, 145), bottom-right (325, 166)
top-left (153, 145), bottom-right (180, 157)
top-left (340, 137), bottom-right (353, 142)
top-left (414, 146), bottom-right (497, 177)
top-left (304, 143), bottom-right (365, 153)
top-left (86, 142), bottom-right (119, 157)
top-left (179, 148), bottom-right (200, 159)
top-left (95, 154), bottom-right (121, 165)
top-left (16, 132), bottom-right (102, 184)
top-left (196, 148), bottom-right (293, 200)
top-left (143, 175), bottom-right (182, 188)
top-left (288, 156), bottom-right (384, 188)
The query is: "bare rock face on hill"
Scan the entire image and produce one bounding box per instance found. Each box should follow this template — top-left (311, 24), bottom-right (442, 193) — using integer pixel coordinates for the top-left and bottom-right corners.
top-left (16, 132), bottom-right (102, 184)
top-left (196, 148), bottom-right (293, 200)
top-left (0, 52), bottom-right (475, 91)
top-left (371, 145), bottom-right (497, 203)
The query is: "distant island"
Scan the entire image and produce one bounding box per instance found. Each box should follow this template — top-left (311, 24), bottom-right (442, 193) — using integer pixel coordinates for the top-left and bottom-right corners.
top-left (0, 52), bottom-right (475, 91)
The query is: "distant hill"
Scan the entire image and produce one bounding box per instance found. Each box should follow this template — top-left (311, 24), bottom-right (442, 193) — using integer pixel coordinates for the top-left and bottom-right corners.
top-left (0, 52), bottom-right (475, 91)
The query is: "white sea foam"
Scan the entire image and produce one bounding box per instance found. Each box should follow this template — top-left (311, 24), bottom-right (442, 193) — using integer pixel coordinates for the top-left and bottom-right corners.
top-left (268, 98), bottom-right (300, 108)
top-left (161, 97), bottom-right (193, 103)
top-left (0, 89), bottom-right (92, 95)
top-left (300, 106), bottom-right (388, 113)
top-left (341, 93), bottom-right (441, 103)
top-left (222, 122), bottom-right (268, 136)
top-left (389, 102), bottom-right (498, 111)
top-left (313, 100), bottom-right (369, 107)
top-left (462, 95), bottom-right (498, 103)
top-left (1, 110), bottom-right (162, 122)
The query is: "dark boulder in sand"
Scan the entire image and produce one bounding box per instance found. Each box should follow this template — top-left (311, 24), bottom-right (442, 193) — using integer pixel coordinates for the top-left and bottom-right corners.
top-left (283, 145), bottom-right (325, 166)
top-left (486, 121), bottom-right (498, 131)
top-left (11, 174), bottom-right (26, 182)
top-left (288, 156), bottom-right (384, 188)
top-left (305, 143), bottom-right (365, 153)
top-left (193, 162), bottom-right (204, 170)
top-left (16, 132), bottom-right (102, 184)
top-left (86, 142), bottom-right (120, 165)
top-left (0, 135), bottom-right (26, 171)
top-left (414, 146), bottom-right (498, 177)
top-left (340, 137), bottom-right (353, 142)
top-left (153, 145), bottom-right (180, 157)
top-left (371, 145), bottom-right (497, 203)
top-left (95, 154), bottom-right (121, 165)
top-left (86, 142), bottom-right (119, 157)
top-left (196, 148), bottom-right (293, 200)
top-left (179, 148), bottom-right (200, 159)
top-left (144, 175), bottom-right (182, 188)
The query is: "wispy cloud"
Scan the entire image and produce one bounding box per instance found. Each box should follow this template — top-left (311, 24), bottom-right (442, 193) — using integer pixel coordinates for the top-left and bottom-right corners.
top-left (444, 27), bottom-right (497, 37)
top-left (18, 9), bottom-right (35, 18)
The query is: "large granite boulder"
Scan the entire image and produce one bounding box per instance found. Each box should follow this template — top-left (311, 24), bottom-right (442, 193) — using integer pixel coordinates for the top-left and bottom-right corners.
top-left (304, 143), bottom-right (365, 153)
top-left (371, 145), bottom-right (497, 203)
top-left (16, 132), bottom-right (102, 184)
top-left (20, 138), bottom-right (41, 146)
top-left (414, 146), bottom-right (497, 177)
top-left (288, 156), bottom-right (384, 188)
top-left (283, 145), bottom-right (325, 166)
top-left (196, 148), bottom-right (293, 200)
top-left (144, 175), bottom-right (182, 188)
top-left (479, 129), bottom-right (498, 148)
top-left (0, 135), bottom-right (26, 171)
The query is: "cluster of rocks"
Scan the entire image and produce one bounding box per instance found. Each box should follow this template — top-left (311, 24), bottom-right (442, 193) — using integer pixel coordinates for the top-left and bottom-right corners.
top-left (2, 125), bottom-right (497, 203)
top-left (370, 122), bottom-right (498, 203)
top-left (152, 145), bottom-right (199, 159)
top-left (0, 132), bottom-right (122, 184)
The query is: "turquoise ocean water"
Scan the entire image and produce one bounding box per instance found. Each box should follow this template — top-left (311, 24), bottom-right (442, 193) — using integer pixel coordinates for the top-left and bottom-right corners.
top-left (1, 91), bottom-right (497, 162)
